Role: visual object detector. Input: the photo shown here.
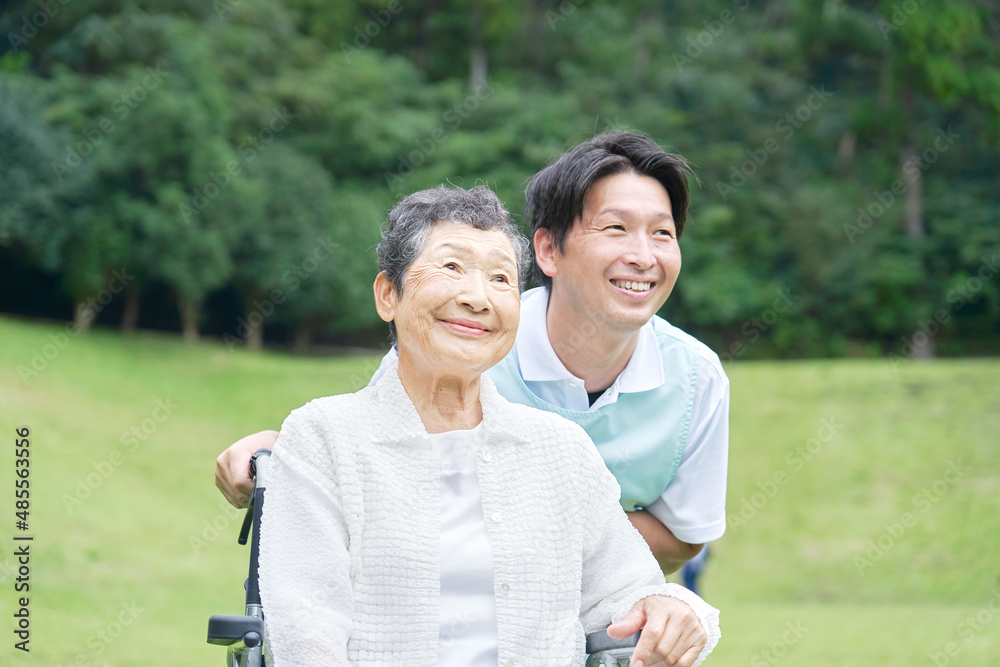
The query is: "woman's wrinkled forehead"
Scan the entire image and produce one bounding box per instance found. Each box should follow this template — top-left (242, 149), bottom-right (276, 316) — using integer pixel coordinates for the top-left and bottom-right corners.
top-left (416, 222), bottom-right (517, 271)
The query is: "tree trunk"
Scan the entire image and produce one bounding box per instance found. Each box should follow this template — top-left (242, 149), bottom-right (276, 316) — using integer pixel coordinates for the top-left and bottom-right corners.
top-left (177, 294), bottom-right (200, 343)
top-left (73, 300), bottom-right (93, 334)
top-left (901, 144), bottom-right (934, 359)
top-left (245, 301), bottom-right (264, 352)
top-left (900, 83), bottom-right (933, 359)
top-left (633, 7), bottom-right (658, 78)
top-left (901, 147), bottom-right (925, 240)
top-left (120, 288), bottom-right (140, 334)
top-left (292, 323), bottom-right (316, 355)
top-left (529, 0), bottom-right (546, 68)
top-left (470, 4), bottom-right (488, 94)
top-left (837, 131), bottom-right (856, 174)
top-left (411, 5), bottom-right (430, 70)
top-left (761, 0), bottom-right (785, 28)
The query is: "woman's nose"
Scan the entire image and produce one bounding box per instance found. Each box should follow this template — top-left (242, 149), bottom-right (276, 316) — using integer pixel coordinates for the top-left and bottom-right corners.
top-left (457, 274), bottom-right (491, 312)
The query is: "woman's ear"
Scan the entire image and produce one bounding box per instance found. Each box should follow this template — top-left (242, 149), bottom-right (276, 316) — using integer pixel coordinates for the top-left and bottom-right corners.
top-left (373, 272), bottom-right (397, 324)
top-left (533, 228), bottom-right (559, 279)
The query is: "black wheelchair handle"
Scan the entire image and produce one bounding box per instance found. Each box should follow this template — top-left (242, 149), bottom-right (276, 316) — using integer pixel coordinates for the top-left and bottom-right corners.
top-left (248, 448), bottom-right (271, 480)
top-left (238, 449), bottom-right (273, 546)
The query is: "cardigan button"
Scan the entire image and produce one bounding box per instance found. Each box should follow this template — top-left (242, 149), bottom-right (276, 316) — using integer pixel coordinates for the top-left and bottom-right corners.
top-left (499, 582), bottom-right (510, 594)
top-left (480, 450), bottom-right (492, 462)
top-left (505, 661), bottom-right (515, 667)
top-left (491, 512), bottom-right (503, 523)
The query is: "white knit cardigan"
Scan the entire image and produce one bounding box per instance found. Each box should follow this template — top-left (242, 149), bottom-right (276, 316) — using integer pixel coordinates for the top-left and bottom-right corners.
top-left (258, 360), bottom-right (721, 666)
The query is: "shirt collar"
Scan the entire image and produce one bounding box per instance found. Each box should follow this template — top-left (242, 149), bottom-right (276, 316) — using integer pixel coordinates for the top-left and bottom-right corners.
top-left (515, 287), bottom-right (577, 383)
top-left (369, 356), bottom-right (531, 445)
top-left (514, 286), bottom-right (665, 394)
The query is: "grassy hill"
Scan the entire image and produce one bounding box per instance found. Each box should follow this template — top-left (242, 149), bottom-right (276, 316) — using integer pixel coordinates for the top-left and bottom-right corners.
top-left (0, 316), bottom-right (997, 666)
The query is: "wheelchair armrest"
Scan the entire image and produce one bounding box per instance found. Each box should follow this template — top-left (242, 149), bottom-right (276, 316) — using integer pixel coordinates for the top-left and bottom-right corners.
top-left (207, 614), bottom-right (265, 647)
top-left (586, 629), bottom-right (640, 653)
top-left (585, 629), bottom-right (641, 666)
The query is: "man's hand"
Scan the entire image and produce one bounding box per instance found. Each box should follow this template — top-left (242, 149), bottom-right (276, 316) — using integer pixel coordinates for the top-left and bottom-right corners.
top-left (606, 595), bottom-right (707, 667)
top-left (214, 430), bottom-right (279, 508)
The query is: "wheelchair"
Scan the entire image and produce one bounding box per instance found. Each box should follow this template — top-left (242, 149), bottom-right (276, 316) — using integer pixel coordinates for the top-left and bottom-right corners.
top-left (206, 449), bottom-right (639, 667)
top-left (206, 449), bottom-right (270, 667)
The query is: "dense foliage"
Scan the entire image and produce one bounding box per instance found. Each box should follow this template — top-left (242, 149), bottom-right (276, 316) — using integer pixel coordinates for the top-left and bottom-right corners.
top-left (1, 0), bottom-right (998, 356)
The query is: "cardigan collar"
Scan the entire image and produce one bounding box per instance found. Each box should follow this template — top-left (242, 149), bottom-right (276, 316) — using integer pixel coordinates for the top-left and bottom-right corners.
top-left (368, 357), bottom-right (528, 446)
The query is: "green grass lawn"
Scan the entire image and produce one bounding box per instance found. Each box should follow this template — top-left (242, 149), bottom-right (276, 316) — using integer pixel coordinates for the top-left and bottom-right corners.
top-left (0, 316), bottom-right (997, 666)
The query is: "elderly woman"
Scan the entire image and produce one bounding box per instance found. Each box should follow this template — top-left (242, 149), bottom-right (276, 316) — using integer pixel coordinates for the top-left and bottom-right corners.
top-left (258, 185), bottom-right (720, 667)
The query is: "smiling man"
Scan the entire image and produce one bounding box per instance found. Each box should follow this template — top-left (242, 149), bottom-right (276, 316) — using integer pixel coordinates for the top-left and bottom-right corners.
top-left (490, 132), bottom-right (729, 572)
top-left (215, 131), bottom-right (729, 574)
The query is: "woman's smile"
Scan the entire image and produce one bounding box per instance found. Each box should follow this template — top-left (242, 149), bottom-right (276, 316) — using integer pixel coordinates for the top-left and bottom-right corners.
top-left (440, 318), bottom-right (490, 335)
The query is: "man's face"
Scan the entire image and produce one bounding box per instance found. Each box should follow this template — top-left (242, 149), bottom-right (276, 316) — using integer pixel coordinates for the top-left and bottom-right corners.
top-left (536, 171), bottom-right (681, 334)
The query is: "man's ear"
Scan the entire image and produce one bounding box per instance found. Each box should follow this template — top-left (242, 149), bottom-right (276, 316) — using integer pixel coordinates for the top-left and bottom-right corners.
top-left (533, 228), bottom-right (559, 279)
top-left (373, 272), bottom-right (397, 323)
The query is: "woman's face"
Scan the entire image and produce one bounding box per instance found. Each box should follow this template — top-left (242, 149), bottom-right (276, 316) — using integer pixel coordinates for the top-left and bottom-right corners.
top-left (375, 222), bottom-right (521, 379)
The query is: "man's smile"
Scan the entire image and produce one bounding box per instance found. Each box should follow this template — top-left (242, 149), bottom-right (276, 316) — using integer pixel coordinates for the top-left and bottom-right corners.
top-left (610, 279), bottom-right (655, 293)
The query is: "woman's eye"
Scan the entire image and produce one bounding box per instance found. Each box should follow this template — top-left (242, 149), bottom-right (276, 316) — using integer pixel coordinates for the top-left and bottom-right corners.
top-left (654, 229), bottom-right (674, 237)
top-left (492, 275), bottom-right (509, 284)
top-left (605, 224), bottom-right (625, 232)
top-left (444, 263), bottom-right (458, 271)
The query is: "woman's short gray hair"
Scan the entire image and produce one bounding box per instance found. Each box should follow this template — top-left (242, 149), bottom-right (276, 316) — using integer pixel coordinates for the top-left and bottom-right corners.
top-left (376, 185), bottom-right (530, 345)
top-left (377, 185), bottom-right (530, 292)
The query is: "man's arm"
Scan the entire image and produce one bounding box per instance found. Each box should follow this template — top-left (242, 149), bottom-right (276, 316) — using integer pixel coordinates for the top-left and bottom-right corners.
top-left (627, 509), bottom-right (703, 574)
top-left (576, 427), bottom-right (720, 667)
top-left (640, 354), bottom-right (729, 572)
top-left (215, 430), bottom-right (279, 508)
top-left (214, 349), bottom-right (396, 507)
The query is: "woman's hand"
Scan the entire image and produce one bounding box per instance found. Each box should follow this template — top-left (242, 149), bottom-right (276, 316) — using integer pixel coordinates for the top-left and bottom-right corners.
top-left (214, 430), bottom-right (279, 508)
top-left (606, 595), bottom-right (707, 667)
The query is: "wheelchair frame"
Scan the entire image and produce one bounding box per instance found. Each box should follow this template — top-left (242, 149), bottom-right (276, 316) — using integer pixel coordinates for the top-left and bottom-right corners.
top-left (206, 449), bottom-right (271, 667)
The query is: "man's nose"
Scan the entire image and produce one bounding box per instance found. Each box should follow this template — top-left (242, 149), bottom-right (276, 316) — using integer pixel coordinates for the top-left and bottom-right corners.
top-left (623, 234), bottom-right (656, 269)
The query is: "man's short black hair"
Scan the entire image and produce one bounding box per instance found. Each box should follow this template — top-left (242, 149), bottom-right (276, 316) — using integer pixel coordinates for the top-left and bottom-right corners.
top-left (524, 131), bottom-right (695, 288)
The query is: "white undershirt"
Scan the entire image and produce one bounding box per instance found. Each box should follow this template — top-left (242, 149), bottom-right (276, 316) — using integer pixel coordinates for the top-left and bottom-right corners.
top-left (427, 424), bottom-right (499, 667)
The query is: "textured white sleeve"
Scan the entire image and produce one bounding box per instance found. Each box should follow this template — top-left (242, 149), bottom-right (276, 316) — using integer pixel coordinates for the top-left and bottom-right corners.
top-left (258, 408), bottom-right (355, 667)
top-left (647, 355), bottom-right (730, 544)
top-left (576, 428), bottom-right (720, 664)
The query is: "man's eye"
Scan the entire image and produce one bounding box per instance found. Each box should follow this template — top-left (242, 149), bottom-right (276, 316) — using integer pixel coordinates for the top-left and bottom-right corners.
top-left (605, 224), bottom-right (625, 232)
top-left (654, 229), bottom-right (674, 237)
top-left (444, 263), bottom-right (458, 270)
top-left (492, 275), bottom-right (509, 284)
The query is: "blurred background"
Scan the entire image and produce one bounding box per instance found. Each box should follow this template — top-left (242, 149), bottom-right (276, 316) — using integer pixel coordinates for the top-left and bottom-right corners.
top-left (2, 0), bottom-right (998, 355)
top-left (0, 1), bottom-right (998, 665)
